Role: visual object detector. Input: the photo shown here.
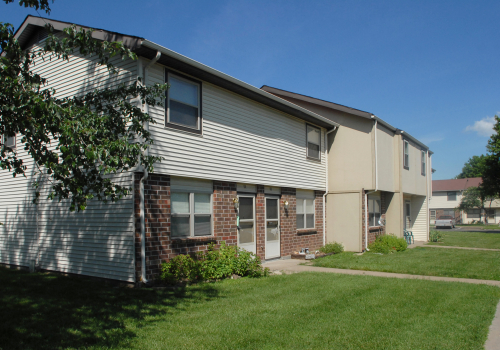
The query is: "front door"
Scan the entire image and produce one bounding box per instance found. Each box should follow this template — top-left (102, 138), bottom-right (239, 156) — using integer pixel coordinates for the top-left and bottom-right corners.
top-left (237, 195), bottom-right (256, 254)
top-left (405, 201), bottom-right (411, 230)
top-left (265, 196), bottom-right (280, 259)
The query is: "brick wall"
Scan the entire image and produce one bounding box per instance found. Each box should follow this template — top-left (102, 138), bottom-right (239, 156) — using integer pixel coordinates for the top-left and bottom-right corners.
top-left (134, 173), bottom-right (325, 281)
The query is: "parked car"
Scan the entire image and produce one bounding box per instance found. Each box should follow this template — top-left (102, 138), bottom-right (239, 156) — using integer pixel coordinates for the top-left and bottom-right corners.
top-left (435, 215), bottom-right (455, 229)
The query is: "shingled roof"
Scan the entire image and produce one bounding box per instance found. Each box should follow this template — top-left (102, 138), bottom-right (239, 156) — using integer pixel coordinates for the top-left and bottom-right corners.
top-left (432, 178), bottom-right (482, 192)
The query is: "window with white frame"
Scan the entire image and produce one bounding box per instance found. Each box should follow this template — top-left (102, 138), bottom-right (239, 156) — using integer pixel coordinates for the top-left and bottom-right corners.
top-left (296, 189), bottom-right (315, 229)
top-left (467, 209), bottom-right (480, 219)
top-left (170, 177), bottom-right (212, 237)
top-left (403, 140), bottom-right (409, 169)
top-left (421, 150), bottom-right (426, 176)
top-left (430, 210), bottom-right (436, 219)
top-left (165, 71), bottom-right (202, 132)
top-left (2, 134), bottom-right (15, 149)
top-left (447, 192), bottom-right (456, 201)
top-left (306, 125), bottom-right (321, 160)
top-left (367, 194), bottom-right (381, 227)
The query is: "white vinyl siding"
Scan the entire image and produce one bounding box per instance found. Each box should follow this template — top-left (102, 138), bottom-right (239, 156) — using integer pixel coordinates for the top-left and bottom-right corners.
top-left (429, 191), bottom-right (462, 209)
top-left (0, 43), bottom-right (137, 282)
top-left (411, 195), bottom-right (428, 241)
top-left (145, 62), bottom-right (327, 191)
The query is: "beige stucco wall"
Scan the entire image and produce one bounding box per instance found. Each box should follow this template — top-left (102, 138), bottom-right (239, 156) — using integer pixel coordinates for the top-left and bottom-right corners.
top-left (326, 192), bottom-right (362, 252)
top-left (401, 138), bottom-right (428, 196)
top-left (386, 192), bottom-right (403, 237)
top-left (283, 98), bottom-right (374, 192)
top-left (376, 124), bottom-right (396, 192)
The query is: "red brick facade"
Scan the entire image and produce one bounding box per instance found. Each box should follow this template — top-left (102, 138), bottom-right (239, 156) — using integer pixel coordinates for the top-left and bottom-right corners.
top-left (134, 173), bottom-right (325, 281)
top-left (361, 190), bottom-right (388, 251)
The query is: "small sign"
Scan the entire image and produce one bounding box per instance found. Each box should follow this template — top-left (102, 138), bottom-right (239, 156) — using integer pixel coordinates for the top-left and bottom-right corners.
top-left (305, 254), bottom-right (315, 260)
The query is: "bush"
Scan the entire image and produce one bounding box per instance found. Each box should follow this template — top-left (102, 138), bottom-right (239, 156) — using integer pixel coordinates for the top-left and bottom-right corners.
top-left (160, 242), bottom-right (269, 284)
top-left (319, 242), bottom-right (344, 254)
top-left (368, 234), bottom-right (407, 254)
top-left (429, 230), bottom-right (443, 242)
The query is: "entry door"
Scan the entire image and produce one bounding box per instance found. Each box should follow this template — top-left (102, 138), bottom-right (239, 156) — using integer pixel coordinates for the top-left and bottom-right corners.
top-left (405, 201), bottom-right (411, 230)
top-left (265, 197), bottom-right (280, 259)
top-left (238, 195), bottom-right (256, 254)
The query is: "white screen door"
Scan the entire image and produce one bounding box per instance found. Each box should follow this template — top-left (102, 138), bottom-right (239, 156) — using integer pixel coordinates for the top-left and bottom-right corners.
top-left (238, 195), bottom-right (256, 254)
top-left (265, 197), bottom-right (280, 259)
top-left (405, 201), bottom-right (411, 230)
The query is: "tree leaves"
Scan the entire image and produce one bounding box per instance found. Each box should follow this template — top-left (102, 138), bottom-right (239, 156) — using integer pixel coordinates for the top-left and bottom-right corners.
top-left (1, 1), bottom-right (167, 211)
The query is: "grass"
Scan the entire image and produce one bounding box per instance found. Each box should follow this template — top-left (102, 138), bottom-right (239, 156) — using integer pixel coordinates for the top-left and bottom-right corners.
top-left (312, 247), bottom-right (500, 280)
top-left (428, 230), bottom-right (500, 249)
top-left (456, 223), bottom-right (499, 229)
top-left (1, 267), bottom-right (499, 349)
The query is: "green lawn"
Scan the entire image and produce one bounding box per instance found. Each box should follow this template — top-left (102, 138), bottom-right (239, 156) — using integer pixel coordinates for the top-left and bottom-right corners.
top-left (428, 231), bottom-right (500, 249)
top-left (456, 224), bottom-right (499, 229)
top-left (1, 267), bottom-right (499, 349)
top-left (312, 247), bottom-right (500, 280)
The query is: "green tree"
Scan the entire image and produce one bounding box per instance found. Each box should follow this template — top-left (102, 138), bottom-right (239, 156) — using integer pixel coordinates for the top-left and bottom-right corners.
top-left (481, 116), bottom-right (500, 198)
top-left (456, 186), bottom-right (493, 224)
top-left (1, 0), bottom-right (167, 211)
top-left (455, 155), bottom-right (487, 179)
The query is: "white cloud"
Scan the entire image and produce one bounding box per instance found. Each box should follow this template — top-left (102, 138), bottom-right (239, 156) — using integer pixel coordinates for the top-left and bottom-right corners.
top-left (465, 116), bottom-right (496, 137)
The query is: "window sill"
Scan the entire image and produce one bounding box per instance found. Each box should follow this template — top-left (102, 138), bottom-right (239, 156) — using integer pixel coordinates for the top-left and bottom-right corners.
top-left (297, 229), bottom-right (318, 236)
top-left (306, 156), bottom-right (321, 162)
top-left (165, 122), bottom-right (202, 135)
top-left (368, 226), bottom-right (383, 231)
top-left (171, 236), bottom-right (216, 244)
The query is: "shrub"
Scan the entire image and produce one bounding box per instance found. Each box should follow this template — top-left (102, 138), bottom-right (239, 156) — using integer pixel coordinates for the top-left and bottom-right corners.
top-left (160, 242), bottom-right (269, 284)
top-left (368, 234), bottom-right (407, 254)
top-left (429, 230), bottom-right (443, 242)
top-left (319, 242), bottom-right (344, 254)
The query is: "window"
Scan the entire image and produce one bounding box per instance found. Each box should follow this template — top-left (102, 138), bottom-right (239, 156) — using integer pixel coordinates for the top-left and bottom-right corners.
top-left (467, 209), bottom-right (480, 219)
top-left (171, 192), bottom-right (212, 237)
top-left (165, 71), bottom-right (202, 132)
top-left (296, 190), bottom-right (315, 229)
top-left (2, 134), bottom-right (15, 149)
top-left (430, 210), bottom-right (436, 219)
top-left (403, 140), bottom-right (409, 169)
top-left (367, 194), bottom-right (381, 227)
top-left (447, 192), bottom-right (456, 201)
top-left (421, 150), bottom-right (426, 176)
top-left (485, 209), bottom-right (495, 219)
top-left (306, 125), bottom-right (320, 160)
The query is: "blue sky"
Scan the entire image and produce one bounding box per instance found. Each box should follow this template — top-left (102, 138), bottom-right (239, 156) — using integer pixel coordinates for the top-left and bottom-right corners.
top-left (2, 0), bottom-right (499, 180)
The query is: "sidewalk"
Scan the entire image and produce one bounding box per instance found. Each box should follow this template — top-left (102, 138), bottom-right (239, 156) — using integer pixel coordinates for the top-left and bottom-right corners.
top-left (262, 258), bottom-right (500, 286)
top-left (262, 258), bottom-right (500, 349)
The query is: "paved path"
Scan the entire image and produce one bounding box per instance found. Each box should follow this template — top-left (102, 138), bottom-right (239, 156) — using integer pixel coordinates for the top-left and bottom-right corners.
top-left (262, 258), bottom-right (500, 286)
top-left (425, 245), bottom-right (500, 252)
top-left (262, 258), bottom-right (500, 349)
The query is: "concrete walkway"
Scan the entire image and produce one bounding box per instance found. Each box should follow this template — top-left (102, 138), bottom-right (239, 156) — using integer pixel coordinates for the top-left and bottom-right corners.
top-left (425, 245), bottom-right (500, 252)
top-left (262, 258), bottom-right (500, 286)
top-left (262, 258), bottom-right (500, 349)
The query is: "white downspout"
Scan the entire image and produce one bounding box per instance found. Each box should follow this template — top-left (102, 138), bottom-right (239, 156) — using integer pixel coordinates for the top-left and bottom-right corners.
top-left (323, 126), bottom-right (337, 246)
top-left (365, 117), bottom-right (378, 251)
top-left (139, 51), bottom-right (161, 284)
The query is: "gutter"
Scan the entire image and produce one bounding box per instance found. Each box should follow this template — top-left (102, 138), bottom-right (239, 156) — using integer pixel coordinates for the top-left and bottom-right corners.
top-left (139, 50), bottom-right (161, 284)
top-left (364, 116), bottom-right (378, 251)
top-left (323, 126), bottom-right (338, 246)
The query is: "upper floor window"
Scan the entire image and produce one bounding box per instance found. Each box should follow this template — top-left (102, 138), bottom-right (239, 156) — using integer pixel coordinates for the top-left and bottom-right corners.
top-left (447, 192), bottom-right (456, 201)
top-left (403, 140), bottom-right (409, 169)
top-left (2, 134), bottom-right (16, 149)
top-left (165, 71), bottom-right (202, 133)
top-left (421, 150), bottom-right (426, 176)
top-left (306, 125), bottom-right (320, 160)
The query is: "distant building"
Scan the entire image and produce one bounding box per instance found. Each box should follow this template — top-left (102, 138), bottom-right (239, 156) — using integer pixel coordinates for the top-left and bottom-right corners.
top-left (429, 178), bottom-right (500, 224)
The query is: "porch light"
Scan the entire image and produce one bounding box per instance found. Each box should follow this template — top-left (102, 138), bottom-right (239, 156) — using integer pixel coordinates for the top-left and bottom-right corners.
top-left (233, 198), bottom-right (239, 210)
top-left (284, 200), bottom-right (289, 210)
